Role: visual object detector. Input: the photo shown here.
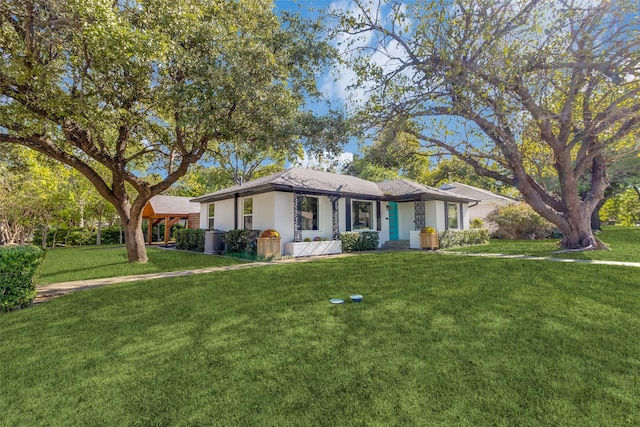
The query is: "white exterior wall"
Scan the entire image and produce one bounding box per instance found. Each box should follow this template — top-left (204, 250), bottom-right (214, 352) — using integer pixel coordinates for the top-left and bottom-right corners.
top-left (273, 192), bottom-right (294, 247)
top-left (378, 203), bottom-right (390, 246)
top-left (199, 203), bottom-right (209, 229)
top-left (199, 198), bottom-right (235, 231)
top-left (397, 202), bottom-right (416, 239)
top-left (469, 200), bottom-right (511, 231)
top-left (461, 203), bottom-right (470, 230)
top-left (216, 199), bottom-right (236, 230)
top-left (424, 200), bottom-right (446, 231)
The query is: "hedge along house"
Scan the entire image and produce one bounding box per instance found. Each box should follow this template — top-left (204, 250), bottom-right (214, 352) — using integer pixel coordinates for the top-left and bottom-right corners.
top-left (142, 195), bottom-right (201, 246)
top-left (191, 168), bottom-right (476, 254)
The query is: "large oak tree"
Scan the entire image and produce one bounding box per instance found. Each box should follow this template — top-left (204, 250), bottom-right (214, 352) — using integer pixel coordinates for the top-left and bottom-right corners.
top-left (333, 0), bottom-right (640, 250)
top-left (0, 0), bottom-right (331, 261)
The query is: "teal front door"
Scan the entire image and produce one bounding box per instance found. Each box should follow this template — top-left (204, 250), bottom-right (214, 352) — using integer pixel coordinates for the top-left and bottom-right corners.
top-left (388, 202), bottom-right (399, 240)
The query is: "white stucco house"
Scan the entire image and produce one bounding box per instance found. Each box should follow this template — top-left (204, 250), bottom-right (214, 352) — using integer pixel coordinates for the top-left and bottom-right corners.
top-left (438, 182), bottom-right (517, 231)
top-left (191, 168), bottom-right (476, 254)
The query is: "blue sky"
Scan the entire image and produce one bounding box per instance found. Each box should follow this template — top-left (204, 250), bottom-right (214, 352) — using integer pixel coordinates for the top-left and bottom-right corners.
top-left (274, 0), bottom-right (363, 166)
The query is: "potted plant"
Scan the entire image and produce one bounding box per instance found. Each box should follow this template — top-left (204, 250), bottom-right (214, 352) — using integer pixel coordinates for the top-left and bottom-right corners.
top-left (420, 226), bottom-right (439, 250)
top-left (257, 229), bottom-right (281, 258)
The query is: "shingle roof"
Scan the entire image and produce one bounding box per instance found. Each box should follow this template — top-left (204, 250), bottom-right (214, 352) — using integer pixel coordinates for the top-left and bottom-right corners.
top-left (191, 168), bottom-right (475, 203)
top-left (438, 182), bottom-right (516, 203)
top-left (192, 168), bottom-right (384, 202)
top-left (146, 195), bottom-right (200, 215)
top-left (377, 180), bottom-right (475, 202)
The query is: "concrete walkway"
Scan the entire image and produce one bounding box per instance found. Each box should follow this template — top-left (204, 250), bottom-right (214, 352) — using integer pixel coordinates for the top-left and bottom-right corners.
top-left (35, 253), bottom-right (355, 300)
top-left (438, 250), bottom-right (640, 268)
top-left (36, 250), bottom-right (640, 302)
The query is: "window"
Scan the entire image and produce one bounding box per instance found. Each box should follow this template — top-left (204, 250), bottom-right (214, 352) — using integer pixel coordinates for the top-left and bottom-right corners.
top-left (447, 203), bottom-right (459, 230)
top-left (243, 197), bottom-right (253, 229)
top-left (301, 196), bottom-right (319, 230)
top-left (208, 203), bottom-right (215, 229)
top-left (352, 200), bottom-right (373, 230)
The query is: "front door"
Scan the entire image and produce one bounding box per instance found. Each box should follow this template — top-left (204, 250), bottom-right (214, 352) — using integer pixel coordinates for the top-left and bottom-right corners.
top-left (388, 202), bottom-right (399, 240)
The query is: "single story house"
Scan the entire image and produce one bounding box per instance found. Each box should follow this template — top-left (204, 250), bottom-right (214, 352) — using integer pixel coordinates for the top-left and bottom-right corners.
top-left (191, 168), bottom-right (476, 254)
top-left (438, 182), bottom-right (517, 231)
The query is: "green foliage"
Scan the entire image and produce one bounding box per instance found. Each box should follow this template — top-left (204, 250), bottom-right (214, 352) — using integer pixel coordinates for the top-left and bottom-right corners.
top-left (601, 187), bottom-right (640, 226)
top-left (334, 0), bottom-right (640, 249)
top-left (340, 231), bottom-right (379, 252)
top-left (470, 218), bottom-right (484, 229)
top-left (437, 229), bottom-right (490, 249)
top-left (222, 230), bottom-right (260, 254)
top-left (174, 229), bottom-right (205, 252)
top-left (0, 245), bottom-right (44, 311)
top-left (33, 225), bottom-right (124, 247)
top-left (487, 203), bottom-right (555, 239)
top-left (0, 0), bottom-right (339, 262)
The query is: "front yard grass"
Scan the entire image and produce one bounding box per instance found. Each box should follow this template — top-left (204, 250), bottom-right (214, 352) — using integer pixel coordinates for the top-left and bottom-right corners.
top-left (449, 226), bottom-right (640, 262)
top-left (37, 245), bottom-right (248, 285)
top-left (2, 252), bottom-right (640, 425)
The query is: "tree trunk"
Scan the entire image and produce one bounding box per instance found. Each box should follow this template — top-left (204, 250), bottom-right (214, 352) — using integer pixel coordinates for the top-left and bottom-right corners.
top-left (557, 204), bottom-right (608, 251)
top-left (120, 212), bottom-right (148, 263)
top-left (591, 199), bottom-right (605, 231)
top-left (41, 219), bottom-right (49, 248)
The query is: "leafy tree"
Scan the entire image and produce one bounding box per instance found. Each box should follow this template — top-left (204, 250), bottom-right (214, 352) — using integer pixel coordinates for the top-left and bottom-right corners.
top-left (333, 0), bottom-right (640, 250)
top-left (0, 145), bottom-right (72, 245)
top-left (343, 119), bottom-right (430, 180)
top-left (0, 0), bottom-right (334, 262)
top-left (590, 155), bottom-right (640, 229)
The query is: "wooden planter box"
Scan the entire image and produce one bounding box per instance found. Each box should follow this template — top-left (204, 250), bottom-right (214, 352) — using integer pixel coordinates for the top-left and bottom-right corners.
top-left (257, 237), bottom-right (281, 258)
top-left (420, 233), bottom-right (439, 250)
top-left (284, 240), bottom-right (342, 257)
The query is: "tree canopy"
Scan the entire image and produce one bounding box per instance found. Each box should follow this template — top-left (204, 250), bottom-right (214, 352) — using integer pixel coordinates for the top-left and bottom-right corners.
top-left (0, 0), bottom-right (337, 261)
top-left (332, 0), bottom-right (640, 250)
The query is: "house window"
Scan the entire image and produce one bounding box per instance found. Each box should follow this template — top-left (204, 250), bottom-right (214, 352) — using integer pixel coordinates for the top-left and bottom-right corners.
top-left (243, 197), bottom-right (253, 229)
top-left (447, 202), bottom-right (459, 230)
top-left (208, 203), bottom-right (215, 229)
top-left (301, 196), bottom-right (319, 230)
top-left (352, 200), bottom-right (373, 230)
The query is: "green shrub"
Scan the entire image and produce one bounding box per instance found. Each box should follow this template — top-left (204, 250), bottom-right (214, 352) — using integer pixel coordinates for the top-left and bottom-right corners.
top-left (437, 229), bottom-right (490, 249)
top-left (34, 225), bottom-right (124, 247)
top-left (1, 245), bottom-right (45, 312)
top-left (174, 229), bottom-right (205, 252)
top-left (470, 218), bottom-right (484, 229)
top-left (340, 231), bottom-right (379, 252)
top-left (222, 230), bottom-right (260, 254)
top-left (99, 226), bottom-right (124, 245)
top-left (487, 203), bottom-right (555, 239)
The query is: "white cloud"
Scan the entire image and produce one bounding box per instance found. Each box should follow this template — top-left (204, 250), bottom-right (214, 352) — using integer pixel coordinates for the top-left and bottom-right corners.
top-left (319, 0), bottom-right (411, 109)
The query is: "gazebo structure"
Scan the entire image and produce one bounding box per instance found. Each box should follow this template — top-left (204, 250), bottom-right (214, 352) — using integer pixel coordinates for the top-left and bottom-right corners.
top-left (142, 195), bottom-right (200, 246)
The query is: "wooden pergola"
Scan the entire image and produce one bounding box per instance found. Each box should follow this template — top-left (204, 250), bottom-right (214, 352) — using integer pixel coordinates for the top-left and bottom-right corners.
top-left (142, 195), bottom-right (200, 246)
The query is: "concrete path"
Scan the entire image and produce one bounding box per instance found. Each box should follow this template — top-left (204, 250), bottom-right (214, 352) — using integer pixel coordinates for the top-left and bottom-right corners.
top-left (36, 250), bottom-right (640, 302)
top-left (439, 250), bottom-right (640, 268)
top-left (35, 253), bottom-right (355, 300)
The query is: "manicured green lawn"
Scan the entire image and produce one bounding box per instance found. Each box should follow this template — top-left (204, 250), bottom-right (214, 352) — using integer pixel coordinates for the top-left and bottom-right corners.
top-left (450, 226), bottom-right (640, 262)
top-left (37, 245), bottom-right (248, 285)
top-left (2, 252), bottom-right (640, 425)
